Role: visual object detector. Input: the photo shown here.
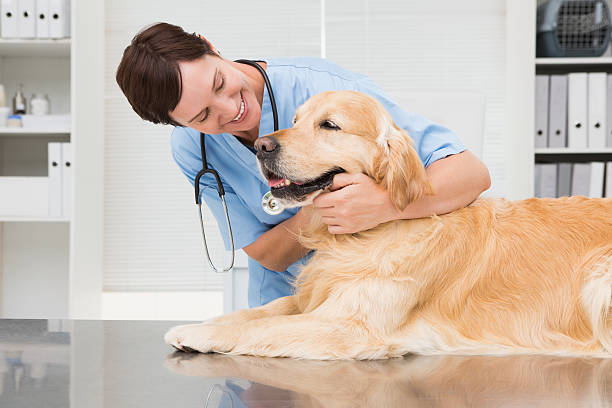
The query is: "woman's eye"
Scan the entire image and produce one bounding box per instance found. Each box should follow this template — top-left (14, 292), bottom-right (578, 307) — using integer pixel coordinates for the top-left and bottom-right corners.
top-left (320, 120), bottom-right (339, 130)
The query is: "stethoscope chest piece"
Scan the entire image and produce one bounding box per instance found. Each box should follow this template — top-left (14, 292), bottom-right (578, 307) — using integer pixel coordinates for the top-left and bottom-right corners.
top-left (262, 191), bottom-right (284, 215)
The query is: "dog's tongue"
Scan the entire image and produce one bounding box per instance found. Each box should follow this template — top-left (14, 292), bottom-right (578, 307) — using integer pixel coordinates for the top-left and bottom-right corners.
top-left (268, 177), bottom-right (304, 187)
top-left (268, 177), bottom-right (286, 188)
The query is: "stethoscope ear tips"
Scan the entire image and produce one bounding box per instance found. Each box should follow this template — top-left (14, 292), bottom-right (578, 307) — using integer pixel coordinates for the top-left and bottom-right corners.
top-left (262, 191), bottom-right (285, 215)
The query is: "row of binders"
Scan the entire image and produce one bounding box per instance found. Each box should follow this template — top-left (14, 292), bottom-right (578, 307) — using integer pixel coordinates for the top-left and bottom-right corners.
top-left (535, 162), bottom-right (612, 198)
top-left (0, 0), bottom-right (70, 39)
top-left (48, 142), bottom-right (71, 217)
top-left (535, 73), bottom-right (612, 149)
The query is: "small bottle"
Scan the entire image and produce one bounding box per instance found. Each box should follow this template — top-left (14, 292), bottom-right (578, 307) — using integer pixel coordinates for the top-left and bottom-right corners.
top-left (7, 114), bottom-right (22, 128)
top-left (30, 93), bottom-right (50, 115)
top-left (13, 84), bottom-right (26, 114)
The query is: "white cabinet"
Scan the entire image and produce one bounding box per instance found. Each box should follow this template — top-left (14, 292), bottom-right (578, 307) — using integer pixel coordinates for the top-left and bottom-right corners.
top-left (0, 38), bottom-right (71, 318)
top-left (0, 0), bottom-right (104, 318)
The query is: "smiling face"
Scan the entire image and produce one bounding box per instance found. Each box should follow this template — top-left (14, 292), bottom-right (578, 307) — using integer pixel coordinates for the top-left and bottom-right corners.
top-left (254, 90), bottom-right (432, 210)
top-left (169, 55), bottom-right (262, 137)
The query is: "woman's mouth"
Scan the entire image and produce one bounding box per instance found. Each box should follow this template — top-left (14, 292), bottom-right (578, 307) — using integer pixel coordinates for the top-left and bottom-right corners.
top-left (230, 93), bottom-right (247, 123)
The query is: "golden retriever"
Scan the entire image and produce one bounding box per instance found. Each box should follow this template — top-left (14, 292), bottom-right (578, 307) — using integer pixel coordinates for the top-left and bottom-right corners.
top-left (165, 90), bottom-right (612, 359)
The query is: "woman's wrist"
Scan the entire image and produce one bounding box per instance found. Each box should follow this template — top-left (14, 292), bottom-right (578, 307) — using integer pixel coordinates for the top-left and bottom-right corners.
top-left (293, 205), bottom-right (316, 231)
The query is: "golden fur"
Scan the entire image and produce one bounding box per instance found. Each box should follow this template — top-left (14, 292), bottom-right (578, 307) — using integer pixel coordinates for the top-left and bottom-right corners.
top-left (165, 90), bottom-right (612, 359)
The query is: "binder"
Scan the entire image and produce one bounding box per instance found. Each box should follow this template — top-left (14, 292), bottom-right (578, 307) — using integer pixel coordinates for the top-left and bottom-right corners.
top-left (589, 162), bottom-right (605, 198)
top-left (1, 0), bottom-right (18, 38)
top-left (535, 75), bottom-right (549, 148)
top-left (557, 162), bottom-right (572, 198)
top-left (49, 0), bottom-right (70, 38)
top-left (608, 75), bottom-right (612, 147)
top-left (568, 73), bottom-right (588, 149)
top-left (535, 164), bottom-right (541, 197)
top-left (35, 0), bottom-right (50, 39)
top-left (606, 162), bottom-right (612, 197)
top-left (17, 0), bottom-right (35, 38)
top-left (587, 73), bottom-right (607, 149)
top-left (48, 142), bottom-right (62, 216)
top-left (535, 163), bottom-right (557, 198)
top-left (571, 163), bottom-right (591, 196)
top-left (61, 142), bottom-right (72, 217)
top-left (548, 75), bottom-right (568, 148)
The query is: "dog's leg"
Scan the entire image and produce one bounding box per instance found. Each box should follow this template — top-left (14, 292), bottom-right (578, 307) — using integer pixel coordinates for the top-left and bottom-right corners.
top-left (165, 295), bottom-right (300, 352)
top-left (165, 313), bottom-right (389, 360)
top-left (203, 295), bottom-right (300, 326)
top-left (166, 279), bottom-right (417, 358)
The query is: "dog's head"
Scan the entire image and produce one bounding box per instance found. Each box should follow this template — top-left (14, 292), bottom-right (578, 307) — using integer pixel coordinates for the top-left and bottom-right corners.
top-left (255, 90), bottom-right (432, 210)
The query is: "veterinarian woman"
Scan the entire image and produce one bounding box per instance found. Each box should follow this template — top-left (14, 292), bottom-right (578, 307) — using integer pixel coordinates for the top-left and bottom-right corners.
top-left (116, 22), bottom-right (491, 308)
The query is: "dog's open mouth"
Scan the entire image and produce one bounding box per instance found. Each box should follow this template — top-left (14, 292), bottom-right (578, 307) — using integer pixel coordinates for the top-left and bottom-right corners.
top-left (262, 166), bottom-right (345, 201)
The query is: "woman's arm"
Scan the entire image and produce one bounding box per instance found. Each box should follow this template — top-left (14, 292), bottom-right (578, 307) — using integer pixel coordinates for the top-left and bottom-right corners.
top-left (396, 149), bottom-right (491, 219)
top-left (242, 206), bottom-right (315, 273)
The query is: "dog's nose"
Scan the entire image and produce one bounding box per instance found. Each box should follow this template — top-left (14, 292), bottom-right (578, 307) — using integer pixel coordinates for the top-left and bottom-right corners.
top-left (254, 136), bottom-right (280, 154)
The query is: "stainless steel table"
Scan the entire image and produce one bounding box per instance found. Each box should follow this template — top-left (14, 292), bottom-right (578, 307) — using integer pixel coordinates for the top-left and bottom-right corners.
top-left (0, 319), bottom-right (611, 407)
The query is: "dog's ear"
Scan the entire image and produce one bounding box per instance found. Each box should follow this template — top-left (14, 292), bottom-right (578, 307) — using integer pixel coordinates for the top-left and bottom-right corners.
top-left (373, 122), bottom-right (433, 211)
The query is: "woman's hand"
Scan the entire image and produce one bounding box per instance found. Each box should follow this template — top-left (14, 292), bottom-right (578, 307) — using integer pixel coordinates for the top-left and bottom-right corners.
top-left (312, 173), bottom-right (399, 234)
top-left (311, 151), bottom-right (491, 235)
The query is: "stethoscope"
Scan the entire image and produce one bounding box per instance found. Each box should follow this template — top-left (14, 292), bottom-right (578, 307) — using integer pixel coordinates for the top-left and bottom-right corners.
top-left (194, 59), bottom-right (285, 273)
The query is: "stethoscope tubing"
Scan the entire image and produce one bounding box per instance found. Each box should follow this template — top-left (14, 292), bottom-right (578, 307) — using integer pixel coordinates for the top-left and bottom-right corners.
top-left (195, 59), bottom-right (281, 273)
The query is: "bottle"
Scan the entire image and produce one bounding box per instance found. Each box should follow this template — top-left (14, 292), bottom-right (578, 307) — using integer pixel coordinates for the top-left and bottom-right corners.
top-left (13, 84), bottom-right (26, 114)
top-left (30, 93), bottom-right (50, 115)
top-left (7, 114), bottom-right (22, 128)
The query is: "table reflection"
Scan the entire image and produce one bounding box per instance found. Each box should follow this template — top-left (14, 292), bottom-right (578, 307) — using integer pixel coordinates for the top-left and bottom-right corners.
top-left (1, 319), bottom-right (611, 408)
top-left (0, 320), bottom-right (70, 406)
top-left (165, 352), bottom-right (612, 408)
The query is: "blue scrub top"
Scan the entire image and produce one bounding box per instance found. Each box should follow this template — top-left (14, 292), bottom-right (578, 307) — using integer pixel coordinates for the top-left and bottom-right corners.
top-left (170, 57), bottom-right (466, 308)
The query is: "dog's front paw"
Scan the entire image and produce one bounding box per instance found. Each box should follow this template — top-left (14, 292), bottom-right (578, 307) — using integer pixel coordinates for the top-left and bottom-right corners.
top-left (164, 323), bottom-right (223, 353)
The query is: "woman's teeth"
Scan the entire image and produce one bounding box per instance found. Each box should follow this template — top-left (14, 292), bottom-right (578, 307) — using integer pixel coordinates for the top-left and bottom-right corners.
top-left (232, 97), bottom-right (245, 122)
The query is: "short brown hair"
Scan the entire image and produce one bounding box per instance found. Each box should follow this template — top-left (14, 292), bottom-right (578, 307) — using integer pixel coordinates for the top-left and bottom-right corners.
top-left (115, 22), bottom-right (217, 126)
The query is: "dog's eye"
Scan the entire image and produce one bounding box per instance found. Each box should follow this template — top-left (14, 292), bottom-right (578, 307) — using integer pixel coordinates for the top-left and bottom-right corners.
top-left (320, 120), bottom-right (340, 130)
top-left (292, 116), bottom-right (297, 124)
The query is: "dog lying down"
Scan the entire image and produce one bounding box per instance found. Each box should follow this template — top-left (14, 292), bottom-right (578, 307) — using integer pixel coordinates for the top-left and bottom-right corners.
top-left (165, 90), bottom-right (612, 360)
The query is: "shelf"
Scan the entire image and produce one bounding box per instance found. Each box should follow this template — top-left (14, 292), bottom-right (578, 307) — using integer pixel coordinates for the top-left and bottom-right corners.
top-left (536, 57), bottom-right (612, 66)
top-left (0, 39), bottom-right (70, 58)
top-left (0, 128), bottom-right (70, 136)
top-left (535, 57), bottom-right (612, 74)
top-left (535, 148), bottom-right (612, 163)
top-left (0, 216), bottom-right (70, 222)
top-left (535, 148), bottom-right (612, 154)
